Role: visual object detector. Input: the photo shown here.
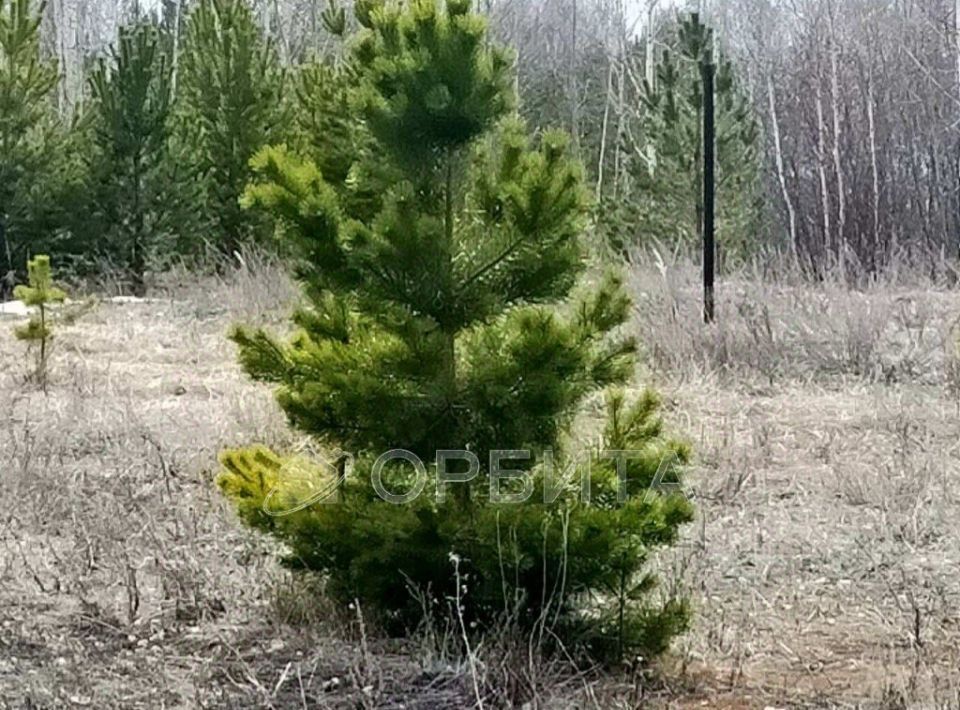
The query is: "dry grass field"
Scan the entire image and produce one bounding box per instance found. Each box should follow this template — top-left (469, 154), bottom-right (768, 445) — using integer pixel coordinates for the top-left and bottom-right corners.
top-left (1, 254), bottom-right (959, 709)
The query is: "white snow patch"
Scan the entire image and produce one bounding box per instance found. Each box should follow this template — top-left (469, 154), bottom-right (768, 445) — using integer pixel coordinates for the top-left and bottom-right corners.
top-left (1, 295), bottom-right (175, 320)
top-left (0, 300), bottom-right (30, 318)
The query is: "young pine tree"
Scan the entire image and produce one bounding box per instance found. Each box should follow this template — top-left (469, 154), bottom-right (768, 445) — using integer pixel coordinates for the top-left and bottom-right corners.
top-left (176, 0), bottom-right (286, 256)
top-left (14, 254), bottom-right (65, 390)
top-left (608, 14), bottom-right (760, 260)
top-left (0, 0), bottom-right (61, 277)
top-left (88, 22), bottom-right (176, 295)
top-left (218, 0), bottom-right (693, 661)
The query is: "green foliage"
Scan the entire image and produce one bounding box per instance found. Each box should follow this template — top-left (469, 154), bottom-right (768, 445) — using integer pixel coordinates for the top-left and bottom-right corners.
top-left (86, 21), bottom-right (185, 294)
top-left (349, 0), bottom-right (514, 166)
top-left (13, 254), bottom-right (65, 307)
top-left (13, 254), bottom-right (65, 389)
top-left (320, 0), bottom-right (347, 37)
top-left (607, 13), bottom-right (760, 261)
top-left (219, 0), bottom-right (693, 662)
top-left (289, 59), bottom-right (365, 195)
top-left (176, 0), bottom-right (286, 255)
top-left (0, 0), bottom-right (71, 275)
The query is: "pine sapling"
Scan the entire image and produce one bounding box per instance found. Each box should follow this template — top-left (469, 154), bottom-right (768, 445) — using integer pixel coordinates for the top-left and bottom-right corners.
top-left (88, 21), bottom-right (175, 296)
top-left (218, 0), bottom-right (694, 663)
top-left (14, 254), bottom-right (66, 390)
top-left (176, 0), bottom-right (286, 254)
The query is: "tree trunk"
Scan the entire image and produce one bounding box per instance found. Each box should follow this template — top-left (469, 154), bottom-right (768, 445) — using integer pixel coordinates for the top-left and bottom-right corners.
top-left (569, 0), bottom-right (580, 153)
top-left (595, 57), bottom-right (615, 200)
top-left (815, 80), bottom-right (832, 264)
top-left (767, 74), bottom-right (798, 263)
top-left (827, 8), bottom-right (846, 272)
top-left (171, 0), bottom-right (182, 97)
top-left (132, 150), bottom-right (146, 297)
top-left (955, 0), bottom-right (960, 261)
top-left (866, 72), bottom-right (880, 273)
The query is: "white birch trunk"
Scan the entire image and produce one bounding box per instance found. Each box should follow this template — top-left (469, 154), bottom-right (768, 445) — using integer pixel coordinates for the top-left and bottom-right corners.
top-left (767, 75), bottom-right (798, 260)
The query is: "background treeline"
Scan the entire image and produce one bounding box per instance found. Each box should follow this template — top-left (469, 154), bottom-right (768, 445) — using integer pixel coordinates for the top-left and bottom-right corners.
top-left (495, 0), bottom-right (960, 277)
top-left (5, 0), bottom-right (960, 291)
top-left (2, 0), bottom-right (288, 293)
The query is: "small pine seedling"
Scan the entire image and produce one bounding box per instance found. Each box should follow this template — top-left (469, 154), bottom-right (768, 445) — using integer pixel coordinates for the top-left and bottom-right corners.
top-left (14, 255), bottom-right (66, 391)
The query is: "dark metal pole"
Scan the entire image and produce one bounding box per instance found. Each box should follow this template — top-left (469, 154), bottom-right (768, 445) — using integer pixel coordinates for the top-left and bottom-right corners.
top-left (702, 56), bottom-right (716, 324)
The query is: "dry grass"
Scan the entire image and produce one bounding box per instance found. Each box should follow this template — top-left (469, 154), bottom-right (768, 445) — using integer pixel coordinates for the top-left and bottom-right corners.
top-left (0, 256), bottom-right (473, 708)
top-left (629, 254), bottom-right (960, 708)
top-left (1, 251), bottom-right (959, 708)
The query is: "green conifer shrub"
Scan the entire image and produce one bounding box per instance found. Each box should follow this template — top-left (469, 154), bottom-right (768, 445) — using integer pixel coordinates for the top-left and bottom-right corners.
top-left (87, 22), bottom-right (177, 295)
top-left (218, 0), bottom-right (693, 661)
top-left (14, 254), bottom-right (65, 390)
top-left (606, 14), bottom-right (760, 261)
top-left (176, 0), bottom-right (286, 256)
top-left (0, 0), bottom-right (74, 276)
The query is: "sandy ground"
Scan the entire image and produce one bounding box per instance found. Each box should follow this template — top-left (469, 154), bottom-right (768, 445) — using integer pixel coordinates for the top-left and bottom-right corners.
top-left (1, 259), bottom-right (959, 708)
